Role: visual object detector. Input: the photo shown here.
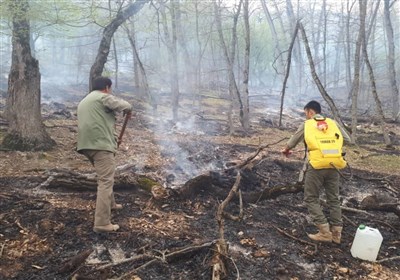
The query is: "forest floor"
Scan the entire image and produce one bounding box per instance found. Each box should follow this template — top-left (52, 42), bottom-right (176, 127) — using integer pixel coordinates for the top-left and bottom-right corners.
top-left (0, 87), bottom-right (400, 280)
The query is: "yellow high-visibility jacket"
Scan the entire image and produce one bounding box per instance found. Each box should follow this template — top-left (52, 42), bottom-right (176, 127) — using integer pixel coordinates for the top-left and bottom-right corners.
top-left (304, 116), bottom-right (347, 169)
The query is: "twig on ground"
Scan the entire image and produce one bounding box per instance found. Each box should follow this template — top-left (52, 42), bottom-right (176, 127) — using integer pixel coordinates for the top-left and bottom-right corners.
top-left (0, 242), bottom-right (6, 258)
top-left (342, 214), bottom-right (357, 227)
top-left (376, 256), bottom-right (400, 263)
top-left (227, 255), bottom-right (240, 280)
top-left (341, 206), bottom-right (373, 216)
top-left (115, 241), bottom-right (215, 280)
top-left (366, 219), bottom-right (399, 233)
top-left (222, 190), bottom-right (243, 221)
top-left (96, 254), bottom-right (152, 271)
top-left (236, 137), bottom-right (289, 169)
top-left (15, 219), bottom-right (28, 233)
top-left (272, 225), bottom-right (318, 254)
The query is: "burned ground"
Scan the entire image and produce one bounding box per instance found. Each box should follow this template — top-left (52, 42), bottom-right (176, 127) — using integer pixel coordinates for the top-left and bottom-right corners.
top-left (0, 90), bottom-right (400, 280)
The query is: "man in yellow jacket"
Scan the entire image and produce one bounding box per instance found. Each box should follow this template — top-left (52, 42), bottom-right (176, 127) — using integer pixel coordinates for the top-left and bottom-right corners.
top-left (282, 101), bottom-right (350, 244)
top-left (77, 77), bottom-right (132, 233)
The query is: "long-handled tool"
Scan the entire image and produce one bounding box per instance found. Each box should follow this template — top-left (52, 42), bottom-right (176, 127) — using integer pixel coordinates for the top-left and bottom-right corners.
top-left (117, 112), bottom-right (131, 147)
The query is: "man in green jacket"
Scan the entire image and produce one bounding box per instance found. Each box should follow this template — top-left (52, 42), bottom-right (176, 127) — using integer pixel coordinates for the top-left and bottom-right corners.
top-left (77, 77), bottom-right (132, 233)
top-left (282, 101), bottom-right (350, 244)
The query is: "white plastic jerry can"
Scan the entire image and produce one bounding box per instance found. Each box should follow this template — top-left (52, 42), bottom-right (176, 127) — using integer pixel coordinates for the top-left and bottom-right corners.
top-left (350, 224), bottom-right (383, 262)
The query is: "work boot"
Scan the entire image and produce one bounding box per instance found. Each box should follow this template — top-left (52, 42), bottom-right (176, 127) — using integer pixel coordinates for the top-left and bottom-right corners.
top-left (112, 204), bottom-right (123, 210)
top-left (93, 224), bottom-right (120, 233)
top-left (331, 225), bottom-right (343, 244)
top-left (308, 223), bottom-right (332, 242)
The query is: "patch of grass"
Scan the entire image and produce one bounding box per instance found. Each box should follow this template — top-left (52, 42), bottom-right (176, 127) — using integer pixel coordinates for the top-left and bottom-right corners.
top-left (362, 154), bottom-right (399, 173)
top-left (351, 151), bottom-right (400, 175)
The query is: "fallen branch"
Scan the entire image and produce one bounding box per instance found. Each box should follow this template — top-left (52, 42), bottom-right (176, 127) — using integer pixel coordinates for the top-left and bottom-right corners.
top-left (96, 254), bottom-right (152, 271)
top-left (212, 173), bottom-right (242, 279)
top-left (236, 137), bottom-right (289, 169)
top-left (320, 200), bottom-right (374, 216)
top-left (116, 241), bottom-right (215, 280)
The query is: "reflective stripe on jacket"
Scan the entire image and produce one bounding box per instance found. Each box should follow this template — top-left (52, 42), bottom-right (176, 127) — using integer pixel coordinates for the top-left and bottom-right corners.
top-left (304, 116), bottom-right (347, 169)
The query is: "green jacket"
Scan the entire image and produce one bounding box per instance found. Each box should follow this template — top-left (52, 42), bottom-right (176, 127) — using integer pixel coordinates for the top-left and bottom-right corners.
top-left (77, 90), bottom-right (132, 153)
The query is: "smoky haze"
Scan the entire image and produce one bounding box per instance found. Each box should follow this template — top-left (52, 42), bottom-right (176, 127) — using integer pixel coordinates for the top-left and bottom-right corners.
top-left (0, 0), bottom-right (399, 146)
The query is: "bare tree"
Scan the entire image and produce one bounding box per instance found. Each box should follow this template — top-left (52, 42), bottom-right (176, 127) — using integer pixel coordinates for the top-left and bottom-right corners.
top-left (298, 23), bottom-right (347, 131)
top-left (158, 0), bottom-right (180, 121)
top-left (279, 21), bottom-right (300, 127)
top-left (89, 0), bottom-right (149, 91)
top-left (213, 0), bottom-right (245, 132)
top-left (242, 0), bottom-right (250, 130)
top-left (2, 0), bottom-right (55, 151)
top-left (345, 0), bottom-right (357, 92)
top-left (260, 0), bottom-right (284, 83)
top-left (124, 19), bottom-right (155, 110)
top-left (349, 0), bottom-right (364, 144)
top-left (384, 0), bottom-right (399, 120)
top-left (360, 0), bottom-right (392, 147)
top-left (108, 0), bottom-right (119, 89)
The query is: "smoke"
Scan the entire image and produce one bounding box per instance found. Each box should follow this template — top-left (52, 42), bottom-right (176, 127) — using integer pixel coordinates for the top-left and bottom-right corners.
top-left (149, 109), bottom-right (223, 188)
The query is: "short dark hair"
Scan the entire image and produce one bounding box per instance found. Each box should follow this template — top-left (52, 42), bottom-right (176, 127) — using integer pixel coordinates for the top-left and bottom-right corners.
top-left (92, 77), bottom-right (112, 91)
top-left (304, 100), bottom-right (321, 114)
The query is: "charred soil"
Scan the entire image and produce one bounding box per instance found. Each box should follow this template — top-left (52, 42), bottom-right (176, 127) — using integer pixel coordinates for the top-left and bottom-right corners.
top-left (1, 91), bottom-right (400, 280)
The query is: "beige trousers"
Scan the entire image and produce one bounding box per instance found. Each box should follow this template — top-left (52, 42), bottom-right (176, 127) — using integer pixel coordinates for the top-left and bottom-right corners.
top-left (83, 150), bottom-right (117, 226)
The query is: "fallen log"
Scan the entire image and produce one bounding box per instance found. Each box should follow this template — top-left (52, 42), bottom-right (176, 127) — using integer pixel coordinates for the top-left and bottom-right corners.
top-left (360, 195), bottom-right (400, 218)
top-left (38, 168), bottom-right (167, 199)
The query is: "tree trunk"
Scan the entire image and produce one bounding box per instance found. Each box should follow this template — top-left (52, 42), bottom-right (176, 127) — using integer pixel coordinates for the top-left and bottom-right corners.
top-left (279, 21), bottom-right (300, 127)
top-left (89, 0), bottom-right (149, 91)
top-left (345, 1), bottom-right (356, 92)
top-left (360, 0), bottom-right (392, 147)
top-left (213, 0), bottom-right (245, 131)
top-left (384, 0), bottom-right (399, 120)
top-left (260, 0), bottom-right (284, 84)
top-left (159, 0), bottom-right (180, 121)
top-left (285, 0), bottom-right (303, 100)
top-left (349, 0), bottom-right (364, 143)
top-left (3, 0), bottom-right (55, 151)
top-left (125, 20), bottom-right (155, 110)
top-left (242, 0), bottom-right (250, 131)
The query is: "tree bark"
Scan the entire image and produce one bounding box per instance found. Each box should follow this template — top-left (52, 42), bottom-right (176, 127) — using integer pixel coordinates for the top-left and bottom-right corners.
top-left (89, 0), bottom-right (150, 91)
top-left (384, 0), bottom-right (399, 120)
top-left (3, 0), bottom-right (56, 151)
